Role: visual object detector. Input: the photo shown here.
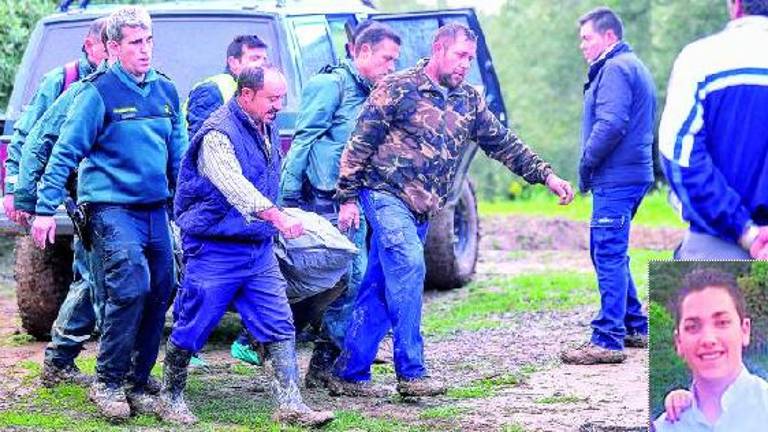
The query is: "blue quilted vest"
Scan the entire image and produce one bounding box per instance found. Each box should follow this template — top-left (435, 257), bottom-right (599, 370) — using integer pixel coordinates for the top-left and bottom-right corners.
top-left (174, 98), bottom-right (280, 241)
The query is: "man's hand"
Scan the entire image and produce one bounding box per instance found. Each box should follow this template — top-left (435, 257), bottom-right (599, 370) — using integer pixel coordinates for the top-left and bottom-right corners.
top-left (31, 216), bottom-right (57, 249)
top-left (3, 194), bottom-right (18, 223)
top-left (545, 173), bottom-right (574, 205)
top-left (664, 388), bottom-right (693, 423)
top-left (258, 207), bottom-right (304, 239)
top-left (749, 226), bottom-right (768, 259)
top-left (13, 210), bottom-right (32, 228)
top-left (338, 201), bottom-right (360, 232)
top-left (578, 165), bottom-right (591, 194)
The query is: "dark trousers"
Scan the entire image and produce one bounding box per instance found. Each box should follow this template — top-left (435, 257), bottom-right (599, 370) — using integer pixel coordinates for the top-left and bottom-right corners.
top-left (90, 204), bottom-right (174, 388)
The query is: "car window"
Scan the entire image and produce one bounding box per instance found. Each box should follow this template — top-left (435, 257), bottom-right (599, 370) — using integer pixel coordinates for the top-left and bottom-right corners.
top-left (11, 15), bottom-right (287, 118)
top-left (372, 15), bottom-right (483, 88)
top-left (290, 16), bottom-right (336, 86)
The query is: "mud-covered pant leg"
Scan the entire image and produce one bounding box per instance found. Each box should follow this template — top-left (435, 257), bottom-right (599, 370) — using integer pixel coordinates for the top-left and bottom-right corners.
top-left (170, 239), bottom-right (294, 351)
top-left (589, 183), bottom-right (651, 350)
top-left (233, 244), bottom-right (295, 343)
top-left (335, 189), bottom-right (428, 382)
top-left (91, 206), bottom-right (155, 387)
top-left (127, 207), bottom-right (174, 388)
top-left (169, 238), bottom-right (246, 353)
top-left (311, 190), bottom-right (370, 349)
top-left (44, 237), bottom-right (97, 367)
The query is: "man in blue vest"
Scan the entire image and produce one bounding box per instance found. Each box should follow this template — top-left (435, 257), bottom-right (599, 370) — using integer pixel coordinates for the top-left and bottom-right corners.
top-left (31, 6), bottom-right (187, 421)
top-left (159, 66), bottom-right (333, 427)
top-left (280, 22), bottom-right (401, 388)
top-left (185, 34), bottom-right (268, 138)
top-left (3, 18), bottom-right (108, 225)
top-left (182, 34), bottom-right (269, 366)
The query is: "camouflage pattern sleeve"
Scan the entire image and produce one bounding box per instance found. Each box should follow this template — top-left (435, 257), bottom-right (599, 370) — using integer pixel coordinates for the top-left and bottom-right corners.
top-left (473, 94), bottom-right (553, 185)
top-left (335, 81), bottom-right (397, 203)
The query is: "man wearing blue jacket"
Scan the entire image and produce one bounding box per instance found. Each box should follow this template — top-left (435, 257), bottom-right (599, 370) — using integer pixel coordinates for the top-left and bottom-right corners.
top-left (3, 19), bottom-right (107, 225)
top-left (30, 6), bottom-right (188, 421)
top-left (280, 22), bottom-right (401, 389)
top-left (561, 7), bottom-right (656, 365)
top-left (13, 20), bottom-right (115, 389)
top-left (185, 34), bottom-right (267, 138)
top-left (660, 0), bottom-right (768, 260)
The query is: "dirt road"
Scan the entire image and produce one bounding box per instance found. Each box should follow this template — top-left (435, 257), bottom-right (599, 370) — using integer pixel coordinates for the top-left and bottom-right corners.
top-left (0, 215), bottom-right (682, 431)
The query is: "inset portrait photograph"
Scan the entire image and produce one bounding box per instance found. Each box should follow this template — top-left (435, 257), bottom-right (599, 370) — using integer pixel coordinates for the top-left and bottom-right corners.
top-left (650, 261), bottom-right (768, 431)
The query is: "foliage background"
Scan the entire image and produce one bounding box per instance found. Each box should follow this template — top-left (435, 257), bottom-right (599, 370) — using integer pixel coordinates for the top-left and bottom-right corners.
top-left (649, 261), bottom-right (768, 420)
top-left (1, 0), bottom-right (727, 195)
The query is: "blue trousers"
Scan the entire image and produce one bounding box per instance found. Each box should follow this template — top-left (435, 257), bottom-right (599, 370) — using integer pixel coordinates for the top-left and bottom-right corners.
top-left (303, 187), bottom-right (369, 349)
top-left (334, 189), bottom-right (429, 382)
top-left (44, 237), bottom-right (98, 367)
top-left (90, 205), bottom-right (174, 388)
top-left (589, 183), bottom-right (651, 350)
top-left (170, 236), bottom-right (295, 353)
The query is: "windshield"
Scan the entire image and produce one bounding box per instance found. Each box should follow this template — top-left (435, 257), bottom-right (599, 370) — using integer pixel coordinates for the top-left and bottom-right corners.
top-left (8, 14), bottom-right (293, 122)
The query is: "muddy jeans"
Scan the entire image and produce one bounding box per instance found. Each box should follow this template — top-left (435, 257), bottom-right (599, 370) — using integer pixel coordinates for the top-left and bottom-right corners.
top-left (589, 183), bottom-right (651, 350)
top-left (44, 237), bottom-right (98, 367)
top-left (334, 189), bottom-right (429, 382)
top-left (170, 236), bottom-right (295, 353)
top-left (305, 187), bottom-right (369, 349)
top-left (90, 204), bottom-right (174, 388)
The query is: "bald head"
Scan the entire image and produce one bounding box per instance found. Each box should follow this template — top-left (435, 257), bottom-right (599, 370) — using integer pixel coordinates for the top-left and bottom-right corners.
top-left (237, 66), bottom-right (287, 125)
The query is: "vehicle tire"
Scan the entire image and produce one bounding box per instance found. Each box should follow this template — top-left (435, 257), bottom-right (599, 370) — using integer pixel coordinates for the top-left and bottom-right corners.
top-left (14, 235), bottom-right (74, 340)
top-left (424, 179), bottom-right (479, 290)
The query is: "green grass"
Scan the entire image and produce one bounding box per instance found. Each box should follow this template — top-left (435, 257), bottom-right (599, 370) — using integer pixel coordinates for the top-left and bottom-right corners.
top-left (446, 368), bottom-right (536, 400)
top-left (424, 272), bottom-right (598, 335)
top-left (536, 394), bottom-right (586, 404)
top-left (478, 187), bottom-right (685, 228)
top-left (419, 406), bottom-right (466, 420)
top-left (327, 410), bottom-right (423, 431)
top-left (501, 424), bottom-right (528, 432)
top-left (4, 333), bottom-right (36, 346)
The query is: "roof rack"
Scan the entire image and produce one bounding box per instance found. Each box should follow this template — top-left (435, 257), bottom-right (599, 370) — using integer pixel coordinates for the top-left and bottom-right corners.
top-left (58, 0), bottom-right (91, 13)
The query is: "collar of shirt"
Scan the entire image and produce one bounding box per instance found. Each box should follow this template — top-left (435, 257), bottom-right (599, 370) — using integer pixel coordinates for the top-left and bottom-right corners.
top-left (590, 41), bottom-right (621, 66)
top-left (235, 99), bottom-right (271, 151)
top-left (726, 14), bottom-right (768, 31)
top-left (112, 61), bottom-right (158, 91)
top-left (687, 366), bottom-right (750, 425)
top-left (342, 58), bottom-right (374, 90)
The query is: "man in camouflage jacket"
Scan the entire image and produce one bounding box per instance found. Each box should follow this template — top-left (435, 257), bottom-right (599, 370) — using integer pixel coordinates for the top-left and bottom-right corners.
top-left (330, 23), bottom-right (574, 398)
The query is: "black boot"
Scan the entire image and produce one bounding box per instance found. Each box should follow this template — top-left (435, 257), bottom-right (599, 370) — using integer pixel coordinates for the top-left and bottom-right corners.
top-left (304, 341), bottom-right (340, 389)
top-left (266, 339), bottom-right (334, 427)
top-left (156, 342), bottom-right (197, 425)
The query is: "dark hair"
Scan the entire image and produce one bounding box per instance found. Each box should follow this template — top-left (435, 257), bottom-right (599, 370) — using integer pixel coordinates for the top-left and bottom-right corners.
top-left (354, 23), bottom-right (401, 56)
top-left (743, 0), bottom-right (768, 16)
top-left (674, 268), bottom-right (747, 327)
top-left (352, 19), bottom-right (379, 43)
top-left (432, 22), bottom-right (477, 47)
top-left (226, 35), bottom-right (267, 65)
top-left (236, 65), bottom-right (282, 95)
top-left (578, 7), bottom-right (624, 40)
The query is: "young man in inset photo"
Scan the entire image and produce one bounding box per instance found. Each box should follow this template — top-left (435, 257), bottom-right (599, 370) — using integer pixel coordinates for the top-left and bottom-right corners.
top-left (653, 268), bottom-right (768, 431)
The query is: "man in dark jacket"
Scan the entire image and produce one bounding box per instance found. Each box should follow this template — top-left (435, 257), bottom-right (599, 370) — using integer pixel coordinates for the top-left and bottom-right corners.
top-left (184, 34), bottom-right (267, 137)
top-left (280, 22), bottom-right (401, 389)
top-left (561, 7), bottom-right (656, 365)
top-left (158, 66), bottom-right (333, 427)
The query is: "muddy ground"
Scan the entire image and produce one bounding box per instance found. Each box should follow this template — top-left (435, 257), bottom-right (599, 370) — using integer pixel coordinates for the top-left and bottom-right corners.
top-left (0, 215), bottom-right (682, 431)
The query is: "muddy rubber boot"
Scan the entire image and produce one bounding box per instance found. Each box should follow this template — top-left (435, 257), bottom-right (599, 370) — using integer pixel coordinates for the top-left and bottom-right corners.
top-left (266, 339), bottom-right (335, 427)
top-left (41, 359), bottom-right (93, 388)
top-left (327, 375), bottom-right (392, 397)
top-left (89, 381), bottom-right (131, 422)
top-left (623, 334), bottom-right (648, 349)
top-left (126, 387), bottom-right (158, 416)
top-left (156, 342), bottom-right (197, 425)
top-left (304, 341), bottom-right (339, 389)
top-left (144, 375), bottom-right (162, 395)
top-left (396, 376), bottom-right (447, 397)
